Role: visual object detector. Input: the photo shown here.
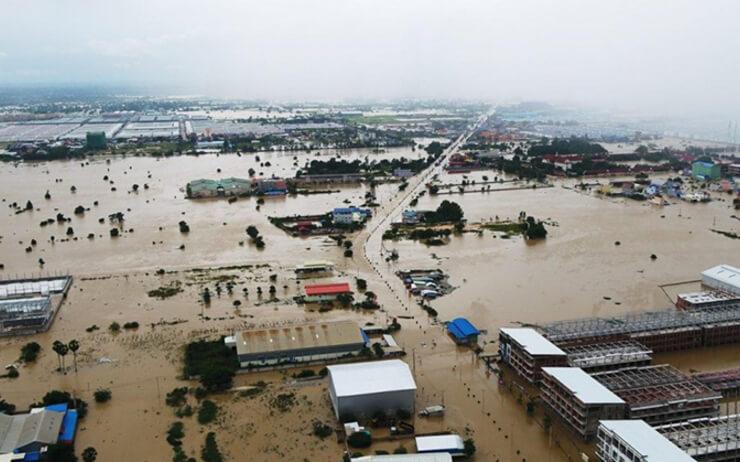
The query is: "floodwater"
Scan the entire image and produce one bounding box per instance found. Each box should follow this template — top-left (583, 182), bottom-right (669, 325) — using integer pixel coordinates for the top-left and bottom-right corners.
top-left (0, 144), bottom-right (738, 461)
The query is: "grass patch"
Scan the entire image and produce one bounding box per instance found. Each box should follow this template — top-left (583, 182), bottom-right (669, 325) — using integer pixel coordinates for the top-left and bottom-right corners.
top-left (147, 280), bottom-right (183, 299)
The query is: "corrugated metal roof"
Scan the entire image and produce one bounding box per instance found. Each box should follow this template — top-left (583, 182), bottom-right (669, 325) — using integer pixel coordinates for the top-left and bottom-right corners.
top-left (235, 320), bottom-right (364, 357)
top-left (305, 283), bottom-right (351, 296)
top-left (328, 360), bottom-right (416, 397)
top-left (542, 367), bottom-right (625, 405)
top-left (599, 420), bottom-right (694, 462)
top-left (0, 409), bottom-right (64, 454)
top-left (447, 318), bottom-right (479, 339)
top-left (500, 328), bottom-right (566, 356)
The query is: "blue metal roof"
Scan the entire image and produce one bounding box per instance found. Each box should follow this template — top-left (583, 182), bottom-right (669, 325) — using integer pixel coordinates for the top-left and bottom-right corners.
top-left (447, 317), bottom-right (480, 339)
top-left (59, 409), bottom-right (77, 443)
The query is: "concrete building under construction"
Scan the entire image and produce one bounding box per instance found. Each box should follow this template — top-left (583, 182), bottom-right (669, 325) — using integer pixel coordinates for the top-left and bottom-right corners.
top-left (561, 340), bottom-right (653, 373)
top-left (591, 364), bottom-right (722, 425)
top-left (498, 328), bottom-right (567, 383)
top-left (540, 367), bottom-right (626, 440)
top-left (541, 302), bottom-right (740, 353)
top-left (657, 414), bottom-right (740, 462)
top-left (694, 368), bottom-right (740, 397)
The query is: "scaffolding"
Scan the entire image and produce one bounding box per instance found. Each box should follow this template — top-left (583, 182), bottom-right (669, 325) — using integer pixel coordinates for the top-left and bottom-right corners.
top-left (591, 365), bottom-right (722, 425)
top-left (542, 303), bottom-right (740, 351)
top-left (0, 297), bottom-right (52, 330)
top-left (695, 369), bottom-right (740, 397)
top-left (657, 414), bottom-right (740, 461)
top-left (562, 340), bottom-right (653, 372)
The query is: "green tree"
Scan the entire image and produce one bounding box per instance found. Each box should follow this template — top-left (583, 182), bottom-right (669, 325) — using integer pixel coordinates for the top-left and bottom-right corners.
top-left (94, 389), bottom-right (112, 403)
top-left (201, 432), bottom-right (223, 462)
top-left (19, 342), bottom-right (41, 363)
top-left (82, 447), bottom-right (98, 462)
top-left (46, 443), bottom-right (77, 462)
top-left (464, 438), bottom-right (476, 456)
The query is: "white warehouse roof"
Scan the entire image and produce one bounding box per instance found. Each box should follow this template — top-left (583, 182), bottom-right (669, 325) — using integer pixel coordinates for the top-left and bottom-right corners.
top-left (500, 328), bottom-right (566, 356)
top-left (328, 360), bottom-right (416, 398)
top-left (415, 434), bottom-right (464, 452)
top-left (702, 264), bottom-right (740, 290)
top-left (542, 367), bottom-right (625, 405)
top-left (599, 420), bottom-right (694, 462)
top-left (353, 454), bottom-right (452, 462)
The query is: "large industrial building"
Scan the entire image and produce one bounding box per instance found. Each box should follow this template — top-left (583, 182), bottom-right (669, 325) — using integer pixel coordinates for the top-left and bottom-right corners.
top-left (498, 328), bottom-right (567, 383)
top-left (597, 420), bottom-right (694, 462)
top-left (542, 302), bottom-right (740, 353)
top-left (225, 320), bottom-right (368, 368)
top-left (694, 368), bottom-right (740, 397)
top-left (702, 265), bottom-right (740, 295)
top-left (327, 360), bottom-right (416, 422)
top-left (592, 365), bottom-right (721, 425)
top-left (562, 340), bottom-right (653, 373)
top-left (657, 414), bottom-right (740, 462)
top-left (540, 367), bottom-right (626, 440)
top-left (0, 276), bottom-right (73, 336)
top-left (0, 403), bottom-right (78, 458)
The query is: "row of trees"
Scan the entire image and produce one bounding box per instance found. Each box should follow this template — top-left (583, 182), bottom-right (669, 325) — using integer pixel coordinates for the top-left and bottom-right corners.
top-left (52, 339), bottom-right (80, 374)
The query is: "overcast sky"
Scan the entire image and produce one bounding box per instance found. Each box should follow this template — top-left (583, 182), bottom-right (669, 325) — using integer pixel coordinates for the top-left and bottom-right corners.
top-left (2, 0), bottom-right (739, 116)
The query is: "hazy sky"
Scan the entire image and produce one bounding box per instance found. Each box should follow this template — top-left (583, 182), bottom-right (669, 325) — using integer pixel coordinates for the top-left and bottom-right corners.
top-left (2, 0), bottom-right (739, 115)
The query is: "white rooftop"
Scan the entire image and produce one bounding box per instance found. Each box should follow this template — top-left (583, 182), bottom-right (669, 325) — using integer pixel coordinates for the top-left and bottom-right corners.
top-left (415, 434), bottom-right (464, 452)
top-left (702, 264), bottom-right (740, 288)
top-left (352, 454), bottom-right (452, 462)
top-left (328, 360), bottom-right (416, 398)
top-left (542, 367), bottom-right (625, 405)
top-left (500, 328), bottom-right (566, 356)
top-left (599, 420), bottom-right (694, 462)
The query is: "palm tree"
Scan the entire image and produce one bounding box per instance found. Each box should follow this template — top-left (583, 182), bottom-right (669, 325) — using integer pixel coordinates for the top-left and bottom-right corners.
top-left (58, 343), bottom-right (69, 374)
top-left (52, 341), bottom-right (64, 372)
top-left (68, 340), bottom-right (80, 373)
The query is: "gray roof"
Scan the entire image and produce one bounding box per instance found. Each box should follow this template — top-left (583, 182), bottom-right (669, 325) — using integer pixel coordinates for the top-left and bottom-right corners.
top-left (599, 420), bottom-right (694, 462)
top-left (542, 367), bottom-right (625, 405)
top-left (0, 410), bottom-right (63, 454)
top-left (500, 328), bottom-right (566, 356)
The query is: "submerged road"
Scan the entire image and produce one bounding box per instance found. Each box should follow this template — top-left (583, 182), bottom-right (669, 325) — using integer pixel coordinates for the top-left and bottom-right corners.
top-left (355, 111), bottom-right (491, 318)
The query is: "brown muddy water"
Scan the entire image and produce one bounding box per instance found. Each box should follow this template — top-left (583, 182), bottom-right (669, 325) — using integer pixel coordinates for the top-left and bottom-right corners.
top-left (0, 147), bottom-right (738, 462)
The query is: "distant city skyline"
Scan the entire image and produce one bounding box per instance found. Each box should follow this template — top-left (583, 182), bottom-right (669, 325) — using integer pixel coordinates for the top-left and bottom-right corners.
top-left (2, 0), bottom-right (739, 119)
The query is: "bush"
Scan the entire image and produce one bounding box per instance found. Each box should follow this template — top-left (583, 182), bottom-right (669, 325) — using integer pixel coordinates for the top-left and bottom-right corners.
top-left (123, 321), bottom-right (139, 330)
top-left (293, 369), bottom-right (316, 379)
top-left (356, 278), bottom-right (367, 290)
top-left (201, 432), bottom-right (223, 462)
top-left (166, 421), bottom-right (185, 446)
top-left (165, 387), bottom-right (189, 407)
top-left (20, 342), bottom-right (41, 362)
top-left (312, 421), bottom-right (333, 439)
top-left (109, 322), bottom-right (121, 333)
top-left (347, 431), bottom-right (372, 448)
top-left (197, 400), bottom-right (218, 425)
top-left (464, 438), bottom-right (476, 456)
top-left (344, 249), bottom-right (353, 258)
top-left (93, 389), bottom-right (112, 403)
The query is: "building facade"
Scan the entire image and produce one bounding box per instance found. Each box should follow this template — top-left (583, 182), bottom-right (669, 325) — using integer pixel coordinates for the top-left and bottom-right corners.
top-left (597, 420), bottom-right (694, 462)
top-left (498, 328), bottom-right (568, 383)
top-left (541, 367), bottom-right (627, 440)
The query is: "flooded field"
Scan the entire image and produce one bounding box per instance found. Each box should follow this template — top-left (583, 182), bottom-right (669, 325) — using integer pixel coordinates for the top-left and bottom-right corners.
top-left (0, 145), bottom-right (738, 462)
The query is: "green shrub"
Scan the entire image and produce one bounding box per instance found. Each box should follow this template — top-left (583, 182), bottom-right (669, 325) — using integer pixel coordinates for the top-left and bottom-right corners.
top-left (93, 389), bottom-right (112, 403)
top-left (197, 400), bottom-right (218, 425)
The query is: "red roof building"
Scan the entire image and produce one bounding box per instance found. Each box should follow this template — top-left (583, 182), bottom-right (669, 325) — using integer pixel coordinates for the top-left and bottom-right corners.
top-left (304, 282), bottom-right (352, 301)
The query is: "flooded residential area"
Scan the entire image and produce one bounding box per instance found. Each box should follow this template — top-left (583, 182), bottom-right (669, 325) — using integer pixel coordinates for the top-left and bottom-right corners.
top-left (2, 2), bottom-right (740, 462)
